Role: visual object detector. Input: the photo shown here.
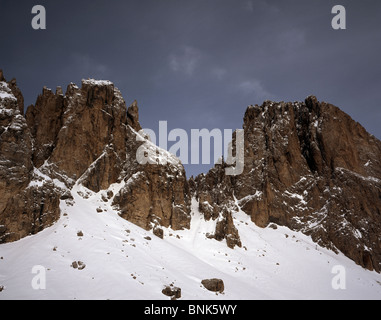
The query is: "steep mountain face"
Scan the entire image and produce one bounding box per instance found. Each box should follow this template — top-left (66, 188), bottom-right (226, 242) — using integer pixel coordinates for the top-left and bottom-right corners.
top-left (25, 86), bottom-right (65, 169)
top-left (26, 80), bottom-right (129, 188)
top-left (191, 163), bottom-right (242, 249)
top-left (194, 96), bottom-right (381, 272)
top-left (1, 70), bottom-right (380, 274)
top-left (0, 73), bottom-right (61, 243)
top-left (0, 71), bottom-right (191, 243)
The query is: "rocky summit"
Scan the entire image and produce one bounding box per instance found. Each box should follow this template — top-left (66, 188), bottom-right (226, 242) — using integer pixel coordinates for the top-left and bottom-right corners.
top-left (0, 71), bottom-right (190, 243)
top-left (0, 70), bottom-right (380, 274)
top-left (194, 96), bottom-right (381, 272)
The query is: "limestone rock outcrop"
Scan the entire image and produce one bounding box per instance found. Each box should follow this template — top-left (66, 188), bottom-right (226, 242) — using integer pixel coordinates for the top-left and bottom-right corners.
top-left (25, 87), bottom-right (65, 168)
top-left (0, 71), bottom-right (24, 115)
top-left (0, 73), bottom-right (61, 243)
top-left (111, 130), bottom-right (191, 231)
top-left (194, 162), bottom-right (241, 249)
top-left (195, 96), bottom-right (381, 272)
top-left (24, 78), bottom-right (191, 233)
top-left (2, 69), bottom-right (381, 274)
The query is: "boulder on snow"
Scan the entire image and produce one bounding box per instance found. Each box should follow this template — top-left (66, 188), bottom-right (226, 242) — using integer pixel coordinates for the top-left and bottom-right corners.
top-left (153, 227), bottom-right (164, 239)
top-left (201, 278), bottom-right (224, 293)
top-left (268, 223), bottom-right (278, 230)
top-left (162, 285), bottom-right (181, 300)
top-left (71, 261), bottom-right (86, 270)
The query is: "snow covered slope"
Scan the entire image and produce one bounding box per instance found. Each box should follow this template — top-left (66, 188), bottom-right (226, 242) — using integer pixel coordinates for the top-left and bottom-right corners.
top-left (1, 181), bottom-right (381, 300)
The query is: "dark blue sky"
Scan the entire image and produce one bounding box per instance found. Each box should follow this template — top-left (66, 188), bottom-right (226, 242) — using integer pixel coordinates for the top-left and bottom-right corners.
top-left (1, 0), bottom-right (380, 177)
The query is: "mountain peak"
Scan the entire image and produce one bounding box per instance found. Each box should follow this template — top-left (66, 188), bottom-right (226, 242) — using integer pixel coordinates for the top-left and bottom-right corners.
top-left (127, 99), bottom-right (142, 132)
top-left (82, 79), bottom-right (114, 87)
top-left (1, 72), bottom-right (381, 281)
top-left (0, 69), bottom-right (5, 82)
top-left (0, 71), bottom-right (24, 115)
top-left (203, 96), bottom-right (381, 272)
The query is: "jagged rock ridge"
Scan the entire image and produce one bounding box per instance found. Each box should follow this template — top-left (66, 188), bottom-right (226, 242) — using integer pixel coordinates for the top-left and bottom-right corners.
top-left (194, 96), bottom-right (381, 272)
top-left (1, 70), bottom-right (380, 273)
top-left (0, 72), bottom-right (61, 242)
top-left (0, 71), bottom-right (190, 243)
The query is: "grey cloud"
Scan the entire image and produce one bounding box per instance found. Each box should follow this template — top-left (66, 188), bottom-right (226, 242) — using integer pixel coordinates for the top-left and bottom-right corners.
top-left (68, 53), bottom-right (111, 79)
top-left (169, 46), bottom-right (203, 76)
top-left (211, 67), bottom-right (227, 80)
top-left (236, 79), bottom-right (273, 102)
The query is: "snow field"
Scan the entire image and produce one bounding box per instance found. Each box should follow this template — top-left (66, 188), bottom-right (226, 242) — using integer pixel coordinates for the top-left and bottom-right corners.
top-left (1, 184), bottom-right (381, 300)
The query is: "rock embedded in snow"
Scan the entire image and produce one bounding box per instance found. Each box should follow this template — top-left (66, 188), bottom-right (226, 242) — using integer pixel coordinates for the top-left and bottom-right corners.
top-left (71, 261), bottom-right (86, 270)
top-left (162, 285), bottom-right (181, 300)
top-left (201, 279), bottom-right (225, 293)
top-left (194, 162), bottom-right (242, 248)
top-left (153, 227), bottom-right (164, 239)
top-left (214, 209), bottom-right (242, 249)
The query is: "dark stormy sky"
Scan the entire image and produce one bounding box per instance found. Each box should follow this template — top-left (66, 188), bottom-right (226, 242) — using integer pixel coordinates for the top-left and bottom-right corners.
top-left (1, 0), bottom-right (380, 177)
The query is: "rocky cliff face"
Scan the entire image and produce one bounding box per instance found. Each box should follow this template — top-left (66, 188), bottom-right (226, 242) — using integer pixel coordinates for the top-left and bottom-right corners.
top-left (25, 86), bottom-right (65, 168)
top-left (1, 70), bottom-right (380, 273)
top-left (194, 96), bottom-right (381, 272)
top-left (0, 72), bottom-right (61, 242)
top-left (192, 162), bottom-right (242, 249)
top-left (1, 71), bottom-right (191, 243)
